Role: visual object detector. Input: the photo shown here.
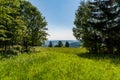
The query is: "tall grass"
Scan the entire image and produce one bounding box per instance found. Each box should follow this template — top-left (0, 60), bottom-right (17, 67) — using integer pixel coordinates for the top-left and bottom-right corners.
top-left (0, 47), bottom-right (120, 80)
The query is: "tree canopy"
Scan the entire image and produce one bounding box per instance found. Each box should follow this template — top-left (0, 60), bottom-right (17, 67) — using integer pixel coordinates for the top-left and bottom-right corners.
top-left (65, 41), bottom-right (70, 47)
top-left (48, 41), bottom-right (53, 47)
top-left (73, 0), bottom-right (120, 54)
top-left (0, 0), bottom-right (48, 54)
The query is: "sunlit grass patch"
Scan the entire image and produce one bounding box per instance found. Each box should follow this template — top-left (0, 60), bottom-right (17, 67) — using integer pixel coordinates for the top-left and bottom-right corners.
top-left (0, 47), bottom-right (120, 80)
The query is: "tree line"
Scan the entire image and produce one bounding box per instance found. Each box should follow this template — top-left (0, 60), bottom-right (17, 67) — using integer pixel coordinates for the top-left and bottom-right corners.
top-left (73, 0), bottom-right (120, 54)
top-left (48, 41), bottom-right (70, 47)
top-left (0, 0), bottom-right (48, 54)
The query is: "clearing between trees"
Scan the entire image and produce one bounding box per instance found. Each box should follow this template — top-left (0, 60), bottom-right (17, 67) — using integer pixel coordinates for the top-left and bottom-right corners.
top-left (0, 47), bottom-right (120, 80)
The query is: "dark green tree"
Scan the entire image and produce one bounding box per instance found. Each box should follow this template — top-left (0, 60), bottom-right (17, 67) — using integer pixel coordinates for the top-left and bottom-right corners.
top-left (65, 41), bottom-right (70, 47)
top-left (0, 25), bottom-right (7, 49)
top-left (57, 41), bottom-right (63, 47)
top-left (0, 0), bottom-right (48, 53)
top-left (20, 1), bottom-right (48, 46)
top-left (88, 0), bottom-right (120, 53)
top-left (48, 41), bottom-right (53, 47)
top-left (73, 1), bottom-right (94, 52)
top-left (73, 0), bottom-right (120, 54)
top-left (0, 0), bottom-right (26, 51)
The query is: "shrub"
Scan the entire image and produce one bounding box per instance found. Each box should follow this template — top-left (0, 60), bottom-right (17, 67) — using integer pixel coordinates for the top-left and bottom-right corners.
top-left (6, 48), bottom-right (19, 55)
top-left (13, 45), bottom-right (22, 53)
top-left (22, 46), bottom-right (35, 53)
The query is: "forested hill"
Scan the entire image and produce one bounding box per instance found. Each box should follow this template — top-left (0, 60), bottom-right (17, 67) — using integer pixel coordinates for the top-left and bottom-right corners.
top-left (43, 40), bottom-right (80, 47)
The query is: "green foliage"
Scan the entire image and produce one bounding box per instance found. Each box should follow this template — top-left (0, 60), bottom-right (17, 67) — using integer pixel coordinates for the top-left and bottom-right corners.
top-left (57, 41), bottom-right (63, 47)
top-left (13, 45), bottom-right (22, 52)
top-left (20, 1), bottom-right (48, 46)
top-left (54, 45), bottom-right (59, 47)
top-left (65, 41), bottom-right (70, 47)
top-left (5, 48), bottom-right (19, 55)
top-left (88, 0), bottom-right (120, 53)
top-left (0, 0), bottom-right (26, 52)
top-left (73, 1), bottom-right (92, 51)
top-left (0, 47), bottom-right (120, 80)
top-left (48, 41), bottom-right (53, 47)
top-left (0, 0), bottom-right (48, 53)
top-left (0, 45), bottom-right (22, 55)
top-left (73, 0), bottom-right (120, 54)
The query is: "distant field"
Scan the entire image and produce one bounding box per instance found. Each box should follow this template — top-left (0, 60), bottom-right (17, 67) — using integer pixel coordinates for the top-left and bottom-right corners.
top-left (0, 47), bottom-right (120, 80)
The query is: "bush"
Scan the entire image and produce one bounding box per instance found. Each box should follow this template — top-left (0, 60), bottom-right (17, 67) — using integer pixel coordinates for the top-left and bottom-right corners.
top-left (54, 45), bottom-right (59, 47)
top-left (4, 45), bottom-right (22, 55)
top-left (22, 46), bottom-right (35, 53)
top-left (13, 45), bottom-right (22, 52)
top-left (6, 48), bottom-right (19, 55)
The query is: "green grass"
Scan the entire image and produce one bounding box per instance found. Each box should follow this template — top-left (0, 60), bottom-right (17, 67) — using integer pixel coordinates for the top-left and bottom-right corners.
top-left (0, 47), bottom-right (120, 80)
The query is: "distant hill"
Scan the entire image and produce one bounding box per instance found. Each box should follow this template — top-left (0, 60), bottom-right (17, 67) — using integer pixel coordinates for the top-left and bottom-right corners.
top-left (43, 40), bottom-right (80, 47)
top-left (70, 42), bottom-right (80, 47)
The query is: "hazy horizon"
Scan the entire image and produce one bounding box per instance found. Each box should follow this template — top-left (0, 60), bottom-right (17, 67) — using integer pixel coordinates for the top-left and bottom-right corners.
top-left (46, 39), bottom-right (78, 41)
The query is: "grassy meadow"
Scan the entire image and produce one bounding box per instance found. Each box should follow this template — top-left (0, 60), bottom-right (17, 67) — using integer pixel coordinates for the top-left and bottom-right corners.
top-left (0, 47), bottom-right (120, 80)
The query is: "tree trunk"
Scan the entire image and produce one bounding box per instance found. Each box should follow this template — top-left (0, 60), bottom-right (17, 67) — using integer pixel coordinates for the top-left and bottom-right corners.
top-left (4, 41), bottom-right (7, 52)
top-left (107, 46), bottom-right (114, 54)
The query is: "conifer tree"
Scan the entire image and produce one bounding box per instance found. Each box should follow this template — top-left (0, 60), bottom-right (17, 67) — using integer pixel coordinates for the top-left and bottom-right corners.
top-left (65, 41), bottom-right (70, 47)
top-left (88, 0), bottom-right (120, 53)
top-left (73, 0), bottom-right (120, 53)
top-left (48, 41), bottom-right (53, 47)
top-left (73, 1), bottom-right (94, 52)
top-left (57, 41), bottom-right (63, 47)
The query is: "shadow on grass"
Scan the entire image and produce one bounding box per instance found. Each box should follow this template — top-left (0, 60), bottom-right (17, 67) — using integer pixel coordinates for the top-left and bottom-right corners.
top-left (0, 54), bottom-right (15, 60)
top-left (77, 52), bottom-right (120, 65)
top-left (0, 50), bottom-right (41, 60)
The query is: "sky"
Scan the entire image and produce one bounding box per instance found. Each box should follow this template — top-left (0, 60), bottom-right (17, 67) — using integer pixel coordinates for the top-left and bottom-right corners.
top-left (29, 0), bottom-right (80, 40)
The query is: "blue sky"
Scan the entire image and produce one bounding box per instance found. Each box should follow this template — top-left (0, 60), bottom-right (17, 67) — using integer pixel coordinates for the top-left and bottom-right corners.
top-left (29, 0), bottom-right (80, 40)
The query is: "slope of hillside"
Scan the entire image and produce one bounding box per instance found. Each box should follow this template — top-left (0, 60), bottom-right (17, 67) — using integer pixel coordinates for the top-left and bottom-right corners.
top-left (0, 47), bottom-right (120, 80)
